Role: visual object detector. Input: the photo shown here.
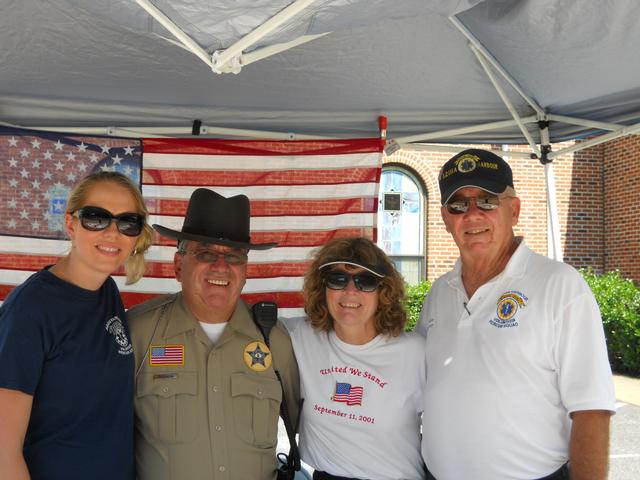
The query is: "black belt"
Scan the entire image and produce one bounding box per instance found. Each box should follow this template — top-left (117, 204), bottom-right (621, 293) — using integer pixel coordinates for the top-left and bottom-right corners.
top-left (313, 471), bottom-right (365, 480)
top-left (537, 463), bottom-right (570, 480)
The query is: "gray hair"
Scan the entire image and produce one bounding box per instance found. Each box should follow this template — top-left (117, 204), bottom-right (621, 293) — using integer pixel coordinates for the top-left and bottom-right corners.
top-left (177, 240), bottom-right (189, 254)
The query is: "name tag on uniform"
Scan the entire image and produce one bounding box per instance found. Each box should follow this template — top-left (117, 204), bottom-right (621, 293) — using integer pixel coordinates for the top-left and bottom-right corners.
top-left (149, 344), bottom-right (184, 366)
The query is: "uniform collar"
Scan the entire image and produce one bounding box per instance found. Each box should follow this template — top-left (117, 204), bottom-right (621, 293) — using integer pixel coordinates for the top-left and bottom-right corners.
top-left (162, 292), bottom-right (200, 339)
top-left (223, 300), bottom-right (259, 338)
top-left (162, 292), bottom-right (260, 343)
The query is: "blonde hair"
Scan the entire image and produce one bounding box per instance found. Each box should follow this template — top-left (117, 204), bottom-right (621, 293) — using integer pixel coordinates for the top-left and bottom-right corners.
top-left (66, 171), bottom-right (153, 284)
top-left (303, 237), bottom-right (407, 336)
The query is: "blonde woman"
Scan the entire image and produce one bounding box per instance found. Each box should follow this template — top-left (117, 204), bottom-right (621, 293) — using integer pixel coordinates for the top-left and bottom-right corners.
top-left (0, 172), bottom-right (152, 480)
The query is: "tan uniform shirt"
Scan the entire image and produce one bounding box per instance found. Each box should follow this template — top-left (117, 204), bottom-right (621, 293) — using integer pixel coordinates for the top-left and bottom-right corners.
top-left (128, 293), bottom-right (300, 480)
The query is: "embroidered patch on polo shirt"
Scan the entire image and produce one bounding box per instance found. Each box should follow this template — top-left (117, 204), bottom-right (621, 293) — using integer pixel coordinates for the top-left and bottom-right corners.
top-left (489, 290), bottom-right (528, 328)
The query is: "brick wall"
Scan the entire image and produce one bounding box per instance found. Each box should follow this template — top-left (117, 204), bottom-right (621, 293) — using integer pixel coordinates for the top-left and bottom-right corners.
top-left (603, 135), bottom-right (640, 281)
top-left (383, 137), bottom-right (638, 283)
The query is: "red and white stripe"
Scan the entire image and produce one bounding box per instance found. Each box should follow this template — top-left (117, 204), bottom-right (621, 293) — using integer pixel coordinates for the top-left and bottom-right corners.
top-left (0, 138), bottom-right (382, 320)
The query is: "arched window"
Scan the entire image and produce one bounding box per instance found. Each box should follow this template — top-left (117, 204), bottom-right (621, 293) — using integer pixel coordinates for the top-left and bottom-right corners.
top-left (377, 166), bottom-right (425, 284)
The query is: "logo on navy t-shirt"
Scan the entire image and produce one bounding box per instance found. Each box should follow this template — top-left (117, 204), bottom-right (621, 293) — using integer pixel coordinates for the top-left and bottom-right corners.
top-left (105, 316), bottom-right (133, 355)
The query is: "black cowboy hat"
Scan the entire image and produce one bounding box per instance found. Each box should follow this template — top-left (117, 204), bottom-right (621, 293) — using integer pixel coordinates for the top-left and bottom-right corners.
top-left (153, 188), bottom-right (277, 250)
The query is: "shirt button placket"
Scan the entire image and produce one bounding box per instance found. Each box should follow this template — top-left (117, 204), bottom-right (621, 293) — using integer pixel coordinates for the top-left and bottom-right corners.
top-left (208, 347), bottom-right (227, 479)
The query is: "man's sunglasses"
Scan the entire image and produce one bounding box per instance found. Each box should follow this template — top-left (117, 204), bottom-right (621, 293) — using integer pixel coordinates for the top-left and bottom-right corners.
top-left (444, 195), bottom-right (512, 215)
top-left (74, 206), bottom-right (144, 237)
top-left (183, 249), bottom-right (248, 266)
top-left (325, 271), bottom-right (380, 292)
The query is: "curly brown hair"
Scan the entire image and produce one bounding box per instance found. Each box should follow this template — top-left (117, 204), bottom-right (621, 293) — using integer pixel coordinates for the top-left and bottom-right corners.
top-left (303, 237), bottom-right (407, 336)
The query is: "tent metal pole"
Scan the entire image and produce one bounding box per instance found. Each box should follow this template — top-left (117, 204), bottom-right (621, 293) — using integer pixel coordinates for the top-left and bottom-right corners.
top-left (546, 114), bottom-right (637, 133)
top-left (548, 121), bottom-right (640, 159)
top-left (537, 120), bottom-right (563, 261)
top-left (543, 162), bottom-right (563, 261)
top-left (0, 122), bottom-right (335, 140)
top-left (470, 44), bottom-right (540, 157)
top-left (394, 143), bottom-right (535, 159)
top-left (394, 115), bottom-right (537, 144)
top-left (134, 0), bottom-right (214, 69)
top-left (240, 33), bottom-right (331, 68)
top-left (212, 0), bottom-right (320, 72)
top-left (449, 15), bottom-right (544, 117)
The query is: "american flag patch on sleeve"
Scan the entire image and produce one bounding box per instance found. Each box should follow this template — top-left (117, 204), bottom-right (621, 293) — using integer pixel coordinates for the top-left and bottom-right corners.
top-left (150, 344), bottom-right (184, 366)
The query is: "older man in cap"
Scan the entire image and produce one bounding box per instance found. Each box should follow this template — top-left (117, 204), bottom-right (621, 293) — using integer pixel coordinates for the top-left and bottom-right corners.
top-left (417, 149), bottom-right (615, 480)
top-left (128, 188), bottom-right (299, 480)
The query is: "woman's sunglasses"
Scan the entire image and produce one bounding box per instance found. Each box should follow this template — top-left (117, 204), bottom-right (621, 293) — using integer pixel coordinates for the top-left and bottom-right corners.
top-left (444, 195), bottom-right (512, 215)
top-left (325, 271), bottom-right (380, 292)
top-left (73, 206), bottom-right (144, 237)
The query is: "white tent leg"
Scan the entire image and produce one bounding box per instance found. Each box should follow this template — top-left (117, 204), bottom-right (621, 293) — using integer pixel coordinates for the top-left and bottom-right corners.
top-left (544, 162), bottom-right (563, 261)
top-left (536, 118), bottom-right (562, 261)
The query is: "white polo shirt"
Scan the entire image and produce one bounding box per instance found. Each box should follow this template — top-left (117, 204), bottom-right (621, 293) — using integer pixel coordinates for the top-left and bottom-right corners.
top-left (417, 240), bottom-right (615, 480)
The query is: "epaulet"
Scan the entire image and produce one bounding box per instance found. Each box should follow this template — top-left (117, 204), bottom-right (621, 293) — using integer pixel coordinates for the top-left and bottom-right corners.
top-left (127, 292), bottom-right (178, 319)
top-left (270, 319), bottom-right (294, 347)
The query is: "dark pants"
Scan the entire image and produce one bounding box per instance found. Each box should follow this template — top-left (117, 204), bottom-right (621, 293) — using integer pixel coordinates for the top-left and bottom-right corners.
top-left (425, 463), bottom-right (569, 480)
top-left (313, 471), bottom-right (363, 480)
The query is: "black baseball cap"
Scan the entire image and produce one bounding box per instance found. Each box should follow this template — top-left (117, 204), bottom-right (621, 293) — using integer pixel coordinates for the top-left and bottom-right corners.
top-left (438, 149), bottom-right (514, 204)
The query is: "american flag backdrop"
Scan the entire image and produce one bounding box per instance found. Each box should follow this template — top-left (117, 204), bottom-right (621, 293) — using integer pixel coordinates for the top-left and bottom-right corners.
top-left (1, 129), bottom-right (383, 319)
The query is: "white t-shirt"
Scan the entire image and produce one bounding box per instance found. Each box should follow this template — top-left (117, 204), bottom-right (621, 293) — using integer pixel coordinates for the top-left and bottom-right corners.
top-left (284, 319), bottom-right (426, 480)
top-left (417, 240), bottom-right (616, 480)
top-left (199, 321), bottom-right (227, 344)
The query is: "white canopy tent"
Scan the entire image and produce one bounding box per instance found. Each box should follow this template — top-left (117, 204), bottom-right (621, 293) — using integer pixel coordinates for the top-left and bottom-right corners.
top-left (2, 0), bottom-right (640, 259)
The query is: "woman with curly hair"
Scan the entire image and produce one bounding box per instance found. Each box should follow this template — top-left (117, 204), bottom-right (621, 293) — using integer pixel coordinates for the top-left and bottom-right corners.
top-left (0, 171), bottom-right (153, 480)
top-left (285, 237), bottom-right (426, 480)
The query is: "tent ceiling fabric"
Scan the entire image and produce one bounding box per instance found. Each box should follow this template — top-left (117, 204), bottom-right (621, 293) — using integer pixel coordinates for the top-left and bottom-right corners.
top-left (1, 0), bottom-right (639, 144)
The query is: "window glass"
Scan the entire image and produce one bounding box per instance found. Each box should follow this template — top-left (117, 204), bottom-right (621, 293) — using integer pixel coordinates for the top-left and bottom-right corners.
top-left (377, 168), bottom-right (425, 283)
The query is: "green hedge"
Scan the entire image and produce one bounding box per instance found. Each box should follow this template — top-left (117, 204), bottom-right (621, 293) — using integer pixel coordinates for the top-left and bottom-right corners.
top-left (580, 269), bottom-right (640, 376)
top-left (403, 281), bottom-right (430, 332)
top-left (404, 271), bottom-right (640, 376)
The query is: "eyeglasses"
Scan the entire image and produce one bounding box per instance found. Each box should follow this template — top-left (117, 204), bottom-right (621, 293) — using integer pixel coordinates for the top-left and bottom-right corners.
top-left (183, 249), bottom-right (248, 266)
top-left (74, 206), bottom-right (144, 237)
top-left (325, 271), bottom-right (380, 292)
top-left (444, 195), bottom-right (512, 215)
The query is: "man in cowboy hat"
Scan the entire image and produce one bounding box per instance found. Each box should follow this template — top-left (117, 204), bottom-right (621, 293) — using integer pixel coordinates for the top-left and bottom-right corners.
top-left (128, 188), bottom-right (300, 480)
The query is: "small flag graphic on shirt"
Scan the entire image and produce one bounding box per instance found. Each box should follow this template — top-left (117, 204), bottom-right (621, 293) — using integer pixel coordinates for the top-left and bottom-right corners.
top-left (332, 382), bottom-right (364, 406)
top-left (150, 345), bottom-right (184, 366)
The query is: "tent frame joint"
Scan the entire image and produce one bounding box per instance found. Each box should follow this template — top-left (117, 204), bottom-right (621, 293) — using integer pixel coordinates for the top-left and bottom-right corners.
top-left (538, 144), bottom-right (553, 164)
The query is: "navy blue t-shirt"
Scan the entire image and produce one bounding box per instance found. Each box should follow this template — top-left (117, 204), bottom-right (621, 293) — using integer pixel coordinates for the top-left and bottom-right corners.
top-left (0, 269), bottom-right (134, 480)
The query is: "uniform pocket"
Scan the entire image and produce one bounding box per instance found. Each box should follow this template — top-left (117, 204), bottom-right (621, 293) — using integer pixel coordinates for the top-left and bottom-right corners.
top-left (231, 372), bottom-right (282, 447)
top-left (136, 371), bottom-right (198, 443)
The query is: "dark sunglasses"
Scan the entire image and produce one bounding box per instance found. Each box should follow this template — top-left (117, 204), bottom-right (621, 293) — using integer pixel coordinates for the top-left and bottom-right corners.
top-left (325, 271), bottom-right (380, 292)
top-left (183, 249), bottom-right (248, 266)
top-left (73, 206), bottom-right (144, 237)
top-left (445, 195), bottom-right (512, 215)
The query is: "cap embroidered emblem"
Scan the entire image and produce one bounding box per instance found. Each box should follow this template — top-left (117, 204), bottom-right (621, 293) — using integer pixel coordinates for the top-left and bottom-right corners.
top-left (456, 153), bottom-right (479, 173)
